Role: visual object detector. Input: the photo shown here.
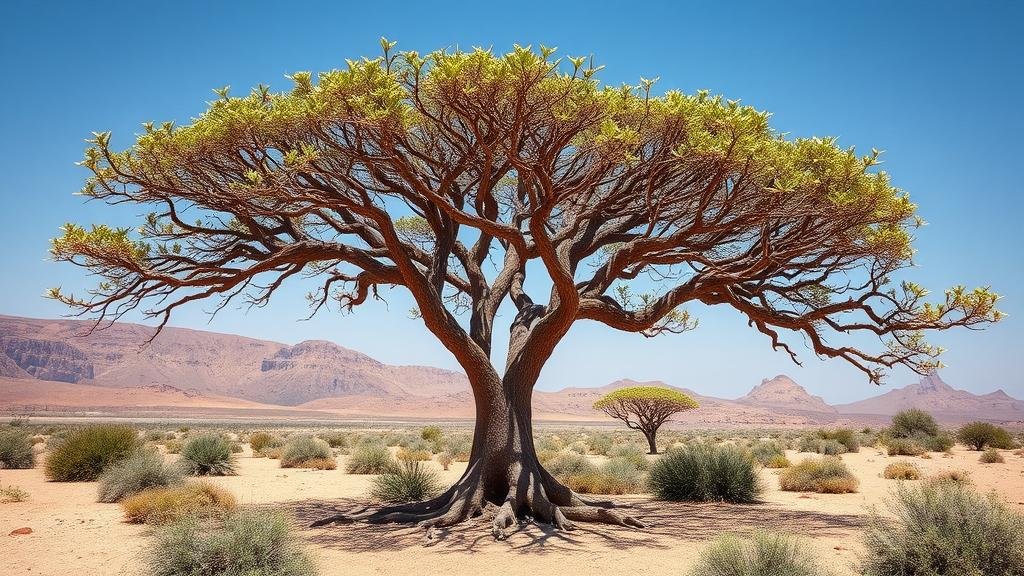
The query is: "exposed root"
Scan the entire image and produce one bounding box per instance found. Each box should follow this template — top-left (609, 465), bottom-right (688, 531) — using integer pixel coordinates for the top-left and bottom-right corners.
top-left (491, 497), bottom-right (518, 540)
top-left (560, 505), bottom-right (648, 528)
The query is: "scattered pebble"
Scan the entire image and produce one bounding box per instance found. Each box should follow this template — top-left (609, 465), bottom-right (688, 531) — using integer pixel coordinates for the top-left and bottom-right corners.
top-left (9, 527), bottom-right (33, 536)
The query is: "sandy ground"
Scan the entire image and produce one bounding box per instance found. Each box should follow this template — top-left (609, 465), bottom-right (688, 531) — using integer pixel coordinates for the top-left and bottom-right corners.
top-left (3, 444), bottom-right (1023, 576)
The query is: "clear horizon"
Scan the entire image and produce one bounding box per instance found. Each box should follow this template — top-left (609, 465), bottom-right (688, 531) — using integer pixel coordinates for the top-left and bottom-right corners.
top-left (1, 1), bottom-right (1021, 404)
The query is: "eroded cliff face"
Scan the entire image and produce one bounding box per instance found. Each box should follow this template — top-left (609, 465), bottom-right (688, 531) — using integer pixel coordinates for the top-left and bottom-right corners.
top-left (0, 337), bottom-right (94, 383)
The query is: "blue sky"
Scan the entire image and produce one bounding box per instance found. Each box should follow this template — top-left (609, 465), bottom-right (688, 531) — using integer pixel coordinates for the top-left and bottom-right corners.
top-left (0, 1), bottom-right (1021, 403)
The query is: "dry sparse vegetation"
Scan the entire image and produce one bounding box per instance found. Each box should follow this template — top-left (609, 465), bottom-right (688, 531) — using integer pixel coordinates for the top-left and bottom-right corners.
top-left (122, 481), bottom-right (237, 525)
top-left (779, 456), bottom-right (858, 493)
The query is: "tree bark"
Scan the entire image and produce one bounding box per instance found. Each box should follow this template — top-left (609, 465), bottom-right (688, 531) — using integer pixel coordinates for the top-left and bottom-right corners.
top-left (644, 430), bottom-right (659, 455)
top-left (311, 369), bottom-right (646, 537)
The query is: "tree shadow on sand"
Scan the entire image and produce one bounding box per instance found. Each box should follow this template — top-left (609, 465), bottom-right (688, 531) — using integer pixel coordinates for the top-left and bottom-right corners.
top-left (282, 496), bottom-right (867, 556)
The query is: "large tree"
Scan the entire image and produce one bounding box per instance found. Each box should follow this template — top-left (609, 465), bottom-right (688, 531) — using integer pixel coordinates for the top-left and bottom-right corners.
top-left (50, 41), bottom-right (1001, 536)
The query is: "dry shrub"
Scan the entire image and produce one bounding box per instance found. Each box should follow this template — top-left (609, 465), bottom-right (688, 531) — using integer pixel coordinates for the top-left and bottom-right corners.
top-left (438, 451), bottom-right (455, 471)
top-left (765, 454), bottom-right (791, 469)
top-left (97, 449), bottom-right (183, 503)
top-left (883, 461), bottom-right (922, 480)
top-left (396, 447), bottom-right (433, 462)
top-left (0, 485), bottom-right (29, 503)
top-left (122, 481), bottom-right (236, 525)
top-left (299, 457), bottom-right (336, 470)
top-left (925, 469), bottom-right (972, 487)
top-left (690, 531), bottom-right (826, 576)
top-left (280, 436), bottom-right (334, 469)
top-left (980, 448), bottom-right (1005, 464)
top-left (779, 456), bottom-right (858, 493)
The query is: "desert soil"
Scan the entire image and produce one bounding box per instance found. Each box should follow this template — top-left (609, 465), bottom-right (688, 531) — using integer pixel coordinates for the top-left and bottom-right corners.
top-left (2, 443), bottom-right (1023, 576)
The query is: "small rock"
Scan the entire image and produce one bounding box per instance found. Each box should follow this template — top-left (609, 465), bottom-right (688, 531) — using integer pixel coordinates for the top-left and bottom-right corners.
top-left (834, 545), bottom-right (847, 551)
top-left (9, 527), bottom-right (32, 536)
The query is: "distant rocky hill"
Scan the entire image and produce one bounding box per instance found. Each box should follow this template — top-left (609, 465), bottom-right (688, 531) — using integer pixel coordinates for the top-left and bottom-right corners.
top-left (0, 314), bottom-right (1019, 424)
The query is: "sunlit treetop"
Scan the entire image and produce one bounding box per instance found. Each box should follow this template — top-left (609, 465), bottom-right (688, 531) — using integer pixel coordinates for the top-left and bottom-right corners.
top-left (593, 387), bottom-right (699, 412)
top-left (51, 40), bottom-right (1001, 384)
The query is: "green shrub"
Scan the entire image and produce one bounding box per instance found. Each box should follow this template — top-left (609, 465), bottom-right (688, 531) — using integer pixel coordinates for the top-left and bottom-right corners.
top-left (863, 482), bottom-right (1024, 576)
top-left (179, 434), bottom-right (236, 476)
top-left (122, 481), bottom-right (237, 525)
top-left (280, 436), bottom-right (334, 469)
top-left (248, 432), bottom-right (284, 455)
top-left (765, 454), bottom-right (791, 469)
top-left (918, 431), bottom-right (955, 453)
top-left (346, 444), bottom-right (398, 474)
top-left (886, 437), bottom-right (926, 457)
top-left (45, 424), bottom-right (142, 481)
top-left (689, 531), bottom-right (826, 576)
top-left (0, 429), bottom-right (34, 469)
top-left (370, 460), bottom-right (442, 503)
top-left (889, 409), bottom-right (939, 438)
top-left (648, 443), bottom-right (761, 503)
top-left (420, 425), bottom-right (443, 443)
top-left (779, 456), bottom-right (858, 493)
top-left (748, 440), bottom-right (785, 465)
top-left (545, 451), bottom-right (598, 477)
top-left (958, 422), bottom-right (1016, 451)
top-left (148, 509), bottom-right (315, 576)
top-left (588, 433), bottom-right (614, 455)
top-left (98, 450), bottom-right (183, 503)
top-left (980, 448), bottom-right (1005, 464)
top-left (607, 443), bottom-right (650, 471)
top-left (443, 435), bottom-right (472, 461)
top-left (883, 461), bottom-right (922, 480)
top-left (318, 431), bottom-right (348, 449)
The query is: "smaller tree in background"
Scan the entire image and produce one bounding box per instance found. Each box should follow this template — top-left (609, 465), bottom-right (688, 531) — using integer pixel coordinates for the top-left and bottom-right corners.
top-left (957, 422), bottom-right (1015, 451)
top-left (594, 387), bottom-right (698, 454)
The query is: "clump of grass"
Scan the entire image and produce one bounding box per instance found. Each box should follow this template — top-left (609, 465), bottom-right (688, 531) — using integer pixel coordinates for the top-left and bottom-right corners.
top-left (163, 439), bottom-right (182, 454)
top-left (280, 436), bottom-right (335, 469)
top-left (97, 450), bottom-right (184, 503)
top-left (122, 481), bottom-right (237, 525)
top-left (545, 451), bottom-right (598, 477)
top-left (689, 531), bottom-right (827, 576)
top-left (883, 461), bottom-right (922, 480)
top-left (925, 469), bottom-right (972, 487)
top-left (248, 431), bottom-right (284, 455)
top-left (45, 424), bottom-right (142, 481)
top-left (980, 448), bottom-right (1005, 464)
top-left (607, 443), bottom-right (651, 471)
top-left (862, 481), bottom-right (1024, 576)
top-left (765, 454), bottom-right (791, 469)
top-left (563, 457), bottom-right (645, 495)
top-left (370, 460), bottom-right (442, 503)
top-left (647, 443), bottom-right (762, 503)
top-left (179, 434), bottom-right (236, 476)
top-left (148, 509), bottom-right (316, 576)
top-left (0, 485), bottom-right (29, 503)
top-left (396, 446), bottom-right (433, 462)
top-left (345, 444), bottom-right (398, 474)
top-left (318, 431), bottom-right (349, 450)
top-left (420, 425), bottom-right (443, 443)
top-left (0, 429), bottom-right (35, 469)
top-left (748, 440), bottom-right (785, 465)
top-left (779, 456), bottom-right (858, 493)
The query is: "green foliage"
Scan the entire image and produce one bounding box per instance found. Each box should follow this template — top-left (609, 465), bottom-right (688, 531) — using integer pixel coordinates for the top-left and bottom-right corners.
top-left (179, 434), bottom-right (236, 476)
top-left (647, 443), bottom-right (761, 503)
top-left (689, 531), bottom-right (826, 576)
top-left (370, 460), bottom-right (442, 503)
top-left (249, 432), bottom-right (285, 455)
top-left (545, 451), bottom-right (598, 477)
top-left (607, 443), bottom-right (650, 471)
top-left (97, 449), bottom-right (183, 503)
top-left (958, 421), bottom-right (1016, 451)
top-left (317, 432), bottom-right (349, 450)
top-left (886, 437), bottom-right (926, 457)
top-left (279, 436), bottom-right (333, 468)
top-left (889, 409), bottom-right (939, 439)
top-left (420, 426), bottom-right (443, 443)
top-left (779, 456), bottom-right (858, 493)
top-left (345, 444), bottom-right (398, 474)
top-left (593, 386), bottom-right (699, 411)
top-left (747, 440), bottom-right (785, 465)
top-left (45, 424), bottom-right (142, 481)
top-left (862, 482), bottom-right (1024, 576)
top-left (0, 429), bottom-right (34, 469)
top-left (148, 509), bottom-right (316, 576)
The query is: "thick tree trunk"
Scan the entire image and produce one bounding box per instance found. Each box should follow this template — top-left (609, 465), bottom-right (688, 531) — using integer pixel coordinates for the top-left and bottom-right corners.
top-left (311, 371), bottom-right (646, 537)
top-left (644, 430), bottom-right (659, 455)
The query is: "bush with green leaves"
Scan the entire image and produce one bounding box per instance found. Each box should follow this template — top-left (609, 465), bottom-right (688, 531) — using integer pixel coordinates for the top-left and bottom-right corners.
top-left (886, 437), bottom-right (926, 457)
top-left (45, 424), bottom-right (142, 481)
top-left (545, 451), bottom-right (598, 477)
top-left (280, 436), bottom-right (334, 468)
top-left (370, 460), bottom-right (442, 503)
top-left (689, 531), bottom-right (826, 576)
top-left (889, 409), bottom-right (940, 439)
top-left (420, 425), bottom-right (443, 443)
top-left (318, 431), bottom-right (349, 450)
top-left (179, 434), bottom-right (236, 476)
top-left (779, 456), bottom-right (858, 493)
top-left (345, 444), bottom-right (398, 474)
top-left (958, 421), bottom-right (1016, 451)
top-left (647, 443), bottom-right (761, 503)
top-left (587, 433), bottom-right (614, 456)
top-left (248, 432), bottom-right (284, 454)
top-left (148, 509), bottom-right (316, 576)
top-left (862, 481), bottom-right (1024, 576)
top-left (0, 429), bottom-right (34, 469)
top-left (97, 449), bottom-right (183, 503)
top-left (607, 443), bottom-right (650, 471)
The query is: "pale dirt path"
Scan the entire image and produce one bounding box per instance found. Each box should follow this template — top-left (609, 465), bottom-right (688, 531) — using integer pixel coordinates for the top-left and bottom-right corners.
top-left (2, 445), bottom-right (1022, 576)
